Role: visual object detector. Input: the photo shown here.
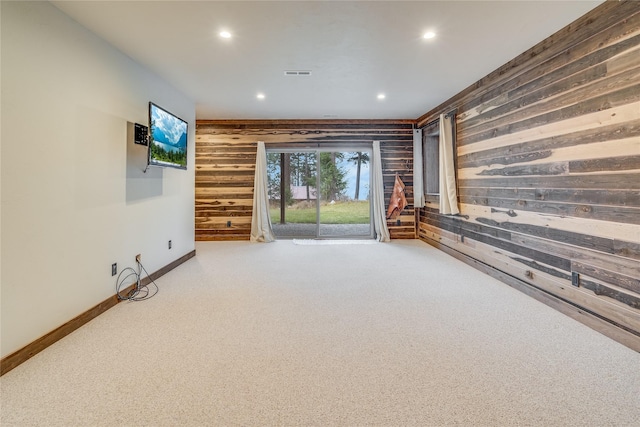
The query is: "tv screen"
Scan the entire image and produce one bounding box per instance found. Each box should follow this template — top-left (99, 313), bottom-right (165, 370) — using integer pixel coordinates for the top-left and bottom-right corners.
top-left (148, 102), bottom-right (188, 170)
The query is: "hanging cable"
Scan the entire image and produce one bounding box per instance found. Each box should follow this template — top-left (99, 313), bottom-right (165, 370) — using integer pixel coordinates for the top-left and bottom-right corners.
top-left (116, 259), bottom-right (159, 301)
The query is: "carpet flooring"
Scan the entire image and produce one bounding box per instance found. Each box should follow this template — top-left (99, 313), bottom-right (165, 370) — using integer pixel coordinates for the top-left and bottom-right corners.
top-left (1, 240), bottom-right (639, 426)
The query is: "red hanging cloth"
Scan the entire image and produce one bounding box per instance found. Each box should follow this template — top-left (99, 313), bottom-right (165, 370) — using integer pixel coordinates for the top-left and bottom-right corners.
top-left (386, 173), bottom-right (407, 220)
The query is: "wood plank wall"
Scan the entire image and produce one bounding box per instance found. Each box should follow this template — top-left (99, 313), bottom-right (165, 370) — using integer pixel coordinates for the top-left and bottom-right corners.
top-left (416, 1), bottom-right (640, 339)
top-left (195, 121), bottom-right (415, 240)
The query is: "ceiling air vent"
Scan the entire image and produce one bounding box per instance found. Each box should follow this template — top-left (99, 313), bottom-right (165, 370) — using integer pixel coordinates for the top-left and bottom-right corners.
top-left (284, 70), bottom-right (312, 76)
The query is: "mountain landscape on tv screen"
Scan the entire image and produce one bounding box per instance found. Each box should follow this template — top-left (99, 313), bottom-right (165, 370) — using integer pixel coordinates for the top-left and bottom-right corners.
top-left (151, 129), bottom-right (187, 151)
top-left (150, 105), bottom-right (187, 167)
top-left (151, 107), bottom-right (187, 150)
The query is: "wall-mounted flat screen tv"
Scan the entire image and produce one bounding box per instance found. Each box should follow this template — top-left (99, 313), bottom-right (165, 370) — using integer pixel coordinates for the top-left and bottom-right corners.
top-left (148, 102), bottom-right (188, 170)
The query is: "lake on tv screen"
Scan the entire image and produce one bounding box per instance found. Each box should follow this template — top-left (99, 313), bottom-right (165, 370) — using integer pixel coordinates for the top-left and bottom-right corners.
top-left (152, 129), bottom-right (187, 153)
top-left (153, 140), bottom-right (185, 154)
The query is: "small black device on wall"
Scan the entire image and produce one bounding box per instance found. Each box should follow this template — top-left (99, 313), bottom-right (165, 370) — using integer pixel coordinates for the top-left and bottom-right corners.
top-left (134, 123), bottom-right (148, 146)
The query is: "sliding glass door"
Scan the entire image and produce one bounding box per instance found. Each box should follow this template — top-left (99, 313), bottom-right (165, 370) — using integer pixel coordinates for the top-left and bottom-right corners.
top-left (267, 147), bottom-right (372, 239)
top-left (267, 151), bottom-right (317, 238)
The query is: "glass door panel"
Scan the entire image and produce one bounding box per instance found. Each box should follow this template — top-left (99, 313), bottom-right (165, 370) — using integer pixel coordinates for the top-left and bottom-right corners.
top-left (267, 149), bottom-right (372, 239)
top-left (268, 152), bottom-right (318, 238)
top-left (318, 151), bottom-right (371, 238)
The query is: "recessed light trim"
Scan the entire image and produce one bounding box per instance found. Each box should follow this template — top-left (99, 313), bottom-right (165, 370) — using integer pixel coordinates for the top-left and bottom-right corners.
top-left (219, 31), bottom-right (232, 39)
top-left (377, 93), bottom-right (386, 100)
top-left (256, 93), bottom-right (265, 100)
top-left (423, 31), bottom-right (436, 39)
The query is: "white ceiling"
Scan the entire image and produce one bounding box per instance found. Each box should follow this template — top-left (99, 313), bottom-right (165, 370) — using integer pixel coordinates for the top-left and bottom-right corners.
top-left (51, 1), bottom-right (602, 121)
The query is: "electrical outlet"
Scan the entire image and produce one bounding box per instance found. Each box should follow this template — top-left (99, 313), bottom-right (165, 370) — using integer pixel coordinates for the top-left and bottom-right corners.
top-left (168, 240), bottom-right (172, 249)
top-left (135, 254), bottom-right (141, 263)
top-left (111, 263), bottom-right (117, 276)
top-left (571, 272), bottom-right (580, 287)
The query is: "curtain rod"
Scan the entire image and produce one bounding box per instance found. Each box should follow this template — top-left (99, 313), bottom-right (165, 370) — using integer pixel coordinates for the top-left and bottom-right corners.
top-left (266, 142), bottom-right (372, 151)
top-left (417, 108), bottom-right (458, 130)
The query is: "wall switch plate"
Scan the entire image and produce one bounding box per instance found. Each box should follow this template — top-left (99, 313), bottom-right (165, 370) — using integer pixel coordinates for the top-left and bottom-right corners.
top-left (111, 263), bottom-right (117, 276)
top-left (571, 272), bottom-right (580, 287)
top-left (168, 240), bottom-right (172, 249)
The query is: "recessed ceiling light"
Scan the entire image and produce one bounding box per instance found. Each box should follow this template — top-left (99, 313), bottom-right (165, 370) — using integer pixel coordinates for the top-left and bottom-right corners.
top-left (423, 31), bottom-right (436, 39)
top-left (219, 31), bottom-right (232, 39)
top-left (377, 93), bottom-right (386, 100)
top-left (256, 93), bottom-right (265, 100)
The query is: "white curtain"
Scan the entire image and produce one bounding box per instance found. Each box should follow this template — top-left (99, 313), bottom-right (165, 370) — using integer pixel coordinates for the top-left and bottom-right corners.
top-left (250, 141), bottom-right (276, 242)
top-left (412, 128), bottom-right (424, 208)
top-left (439, 114), bottom-right (460, 215)
top-left (371, 140), bottom-right (390, 242)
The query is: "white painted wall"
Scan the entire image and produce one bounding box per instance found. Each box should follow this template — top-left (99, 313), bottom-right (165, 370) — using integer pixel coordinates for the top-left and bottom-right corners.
top-left (1, 1), bottom-right (195, 358)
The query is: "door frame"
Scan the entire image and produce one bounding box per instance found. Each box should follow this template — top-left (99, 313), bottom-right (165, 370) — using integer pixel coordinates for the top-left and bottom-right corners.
top-left (266, 143), bottom-right (374, 239)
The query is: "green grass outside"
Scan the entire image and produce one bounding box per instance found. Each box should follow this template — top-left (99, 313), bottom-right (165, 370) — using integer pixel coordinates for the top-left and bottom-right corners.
top-left (270, 200), bottom-right (370, 224)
